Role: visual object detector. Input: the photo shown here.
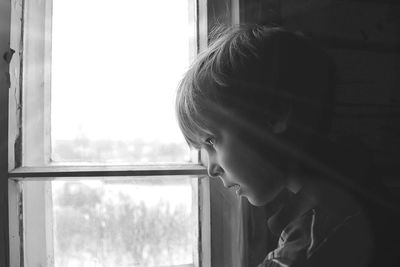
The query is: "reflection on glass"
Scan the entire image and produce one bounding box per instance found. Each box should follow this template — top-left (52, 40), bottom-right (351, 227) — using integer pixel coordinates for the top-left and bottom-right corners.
top-left (51, 0), bottom-right (195, 163)
top-left (52, 177), bottom-right (195, 267)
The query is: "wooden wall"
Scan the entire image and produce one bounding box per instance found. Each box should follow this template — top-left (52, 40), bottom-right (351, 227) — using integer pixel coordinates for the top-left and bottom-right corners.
top-left (238, 0), bottom-right (400, 266)
top-left (240, 0), bottom-right (400, 191)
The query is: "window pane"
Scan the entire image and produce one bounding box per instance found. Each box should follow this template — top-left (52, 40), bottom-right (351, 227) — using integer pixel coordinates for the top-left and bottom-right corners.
top-left (48, 177), bottom-right (196, 267)
top-left (51, 0), bottom-right (195, 164)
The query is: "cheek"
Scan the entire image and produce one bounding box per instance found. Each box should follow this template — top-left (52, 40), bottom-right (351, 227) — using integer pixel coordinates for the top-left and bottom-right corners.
top-left (218, 147), bottom-right (243, 171)
top-left (222, 155), bottom-right (252, 180)
top-left (242, 163), bottom-right (287, 203)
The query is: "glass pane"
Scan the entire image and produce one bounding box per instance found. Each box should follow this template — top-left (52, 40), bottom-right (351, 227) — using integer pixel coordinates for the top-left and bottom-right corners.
top-left (50, 177), bottom-right (196, 267)
top-left (51, 0), bottom-right (195, 163)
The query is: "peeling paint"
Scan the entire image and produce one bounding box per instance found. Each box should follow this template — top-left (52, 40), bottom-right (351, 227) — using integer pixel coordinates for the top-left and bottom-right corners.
top-left (3, 48), bottom-right (15, 63)
top-left (12, 0), bottom-right (23, 10)
top-left (9, 0), bottom-right (24, 170)
top-left (3, 48), bottom-right (15, 91)
top-left (14, 133), bottom-right (22, 168)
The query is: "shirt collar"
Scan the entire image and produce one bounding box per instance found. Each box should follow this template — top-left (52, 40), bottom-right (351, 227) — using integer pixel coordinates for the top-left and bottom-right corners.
top-left (267, 182), bottom-right (361, 236)
top-left (267, 188), bottom-right (317, 236)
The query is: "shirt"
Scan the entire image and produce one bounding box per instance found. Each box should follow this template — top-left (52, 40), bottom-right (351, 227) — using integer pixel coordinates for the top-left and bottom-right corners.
top-left (257, 186), bottom-right (373, 267)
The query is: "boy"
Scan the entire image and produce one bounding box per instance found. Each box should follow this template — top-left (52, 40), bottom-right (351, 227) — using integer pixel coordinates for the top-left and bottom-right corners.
top-left (175, 25), bottom-right (395, 266)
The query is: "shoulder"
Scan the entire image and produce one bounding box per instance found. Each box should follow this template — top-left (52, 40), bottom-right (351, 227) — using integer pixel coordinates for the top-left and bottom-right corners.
top-left (303, 211), bottom-right (373, 267)
top-left (261, 207), bottom-right (374, 267)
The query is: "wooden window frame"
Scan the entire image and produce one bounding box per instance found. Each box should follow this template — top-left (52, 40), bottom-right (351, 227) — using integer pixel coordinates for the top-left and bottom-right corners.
top-left (2, 0), bottom-right (240, 266)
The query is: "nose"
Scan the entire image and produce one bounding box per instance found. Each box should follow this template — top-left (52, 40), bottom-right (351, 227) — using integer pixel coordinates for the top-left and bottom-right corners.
top-left (207, 154), bottom-right (224, 179)
top-left (207, 162), bottom-right (223, 178)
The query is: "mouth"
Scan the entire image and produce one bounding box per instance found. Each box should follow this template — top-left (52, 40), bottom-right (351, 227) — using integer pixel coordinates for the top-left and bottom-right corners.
top-left (228, 184), bottom-right (242, 196)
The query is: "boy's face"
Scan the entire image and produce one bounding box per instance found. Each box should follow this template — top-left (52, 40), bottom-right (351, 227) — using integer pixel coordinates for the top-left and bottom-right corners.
top-left (201, 126), bottom-right (288, 206)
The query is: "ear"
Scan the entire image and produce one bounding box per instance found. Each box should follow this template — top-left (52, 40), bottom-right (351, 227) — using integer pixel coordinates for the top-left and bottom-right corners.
top-left (272, 109), bottom-right (291, 134)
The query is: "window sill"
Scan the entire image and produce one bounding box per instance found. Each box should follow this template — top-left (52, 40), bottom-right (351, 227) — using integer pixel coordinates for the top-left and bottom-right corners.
top-left (9, 164), bottom-right (207, 179)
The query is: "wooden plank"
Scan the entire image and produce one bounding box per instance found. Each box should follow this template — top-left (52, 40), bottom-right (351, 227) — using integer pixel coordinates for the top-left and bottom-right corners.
top-left (9, 164), bottom-right (207, 179)
top-left (330, 49), bottom-right (400, 105)
top-left (23, 182), bottom-right (53, 267)
top-left (281, 0), bottom-right (400, 46)
top-left (331, 116), bottom-right (400, 147)
top-left (334, 105), bottom-right (400, 118)
top-left (8, 0), bottom-right (22, 171)
top-left (0, 0), bottom-right (11, 265)
top-left (330, 115), bottom-right (400, 180)
top-left (23, 0), bottom-right (53, 166)
top-left (8, 181), bottom-right (20, 267)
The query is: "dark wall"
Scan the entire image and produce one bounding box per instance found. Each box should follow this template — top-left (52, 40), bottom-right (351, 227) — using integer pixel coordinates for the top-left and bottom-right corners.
top-left (183, 1), bottom-right (400, 266)
top-left (241, 0), bottom-right (400, 188)
top-left (238, 0), bottom-right (400, 266)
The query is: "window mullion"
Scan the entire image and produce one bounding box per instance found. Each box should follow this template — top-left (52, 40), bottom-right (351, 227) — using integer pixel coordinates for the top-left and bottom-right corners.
top-left (23, 0), bottom-right (52, 166)
top-left (22, 181), bottom-right (54, 267)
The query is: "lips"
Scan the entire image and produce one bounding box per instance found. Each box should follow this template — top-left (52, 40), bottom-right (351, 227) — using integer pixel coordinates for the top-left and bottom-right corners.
top-left (228, 184), bottom-right (242, 196)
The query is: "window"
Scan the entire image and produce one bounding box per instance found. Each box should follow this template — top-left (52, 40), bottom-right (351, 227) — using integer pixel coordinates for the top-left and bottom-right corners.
top-left (6, 0), bottom-right (211, 266)
top-left (2, 1), bottom-right (241, 267)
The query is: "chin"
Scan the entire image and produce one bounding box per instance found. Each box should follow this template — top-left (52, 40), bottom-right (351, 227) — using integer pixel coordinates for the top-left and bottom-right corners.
top-left (246, 193), bottom-right (277, 207)
top-left (246, 196), bottom-right (267, 207)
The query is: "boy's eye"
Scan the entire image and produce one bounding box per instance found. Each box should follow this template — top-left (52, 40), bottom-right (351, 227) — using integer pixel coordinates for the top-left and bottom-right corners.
top-left (204, 137), bottom-right (216, 147)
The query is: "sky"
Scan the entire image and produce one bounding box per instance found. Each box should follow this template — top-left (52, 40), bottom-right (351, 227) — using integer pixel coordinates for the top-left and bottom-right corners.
top-left (51, 0), bottom-right (195, 144)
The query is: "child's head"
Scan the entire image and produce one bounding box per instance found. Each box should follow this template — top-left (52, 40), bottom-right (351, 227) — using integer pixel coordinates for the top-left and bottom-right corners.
top-left (176, 25), bottom-right (336, 205)
top-left (177, 25), bottom-right (335, 147)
